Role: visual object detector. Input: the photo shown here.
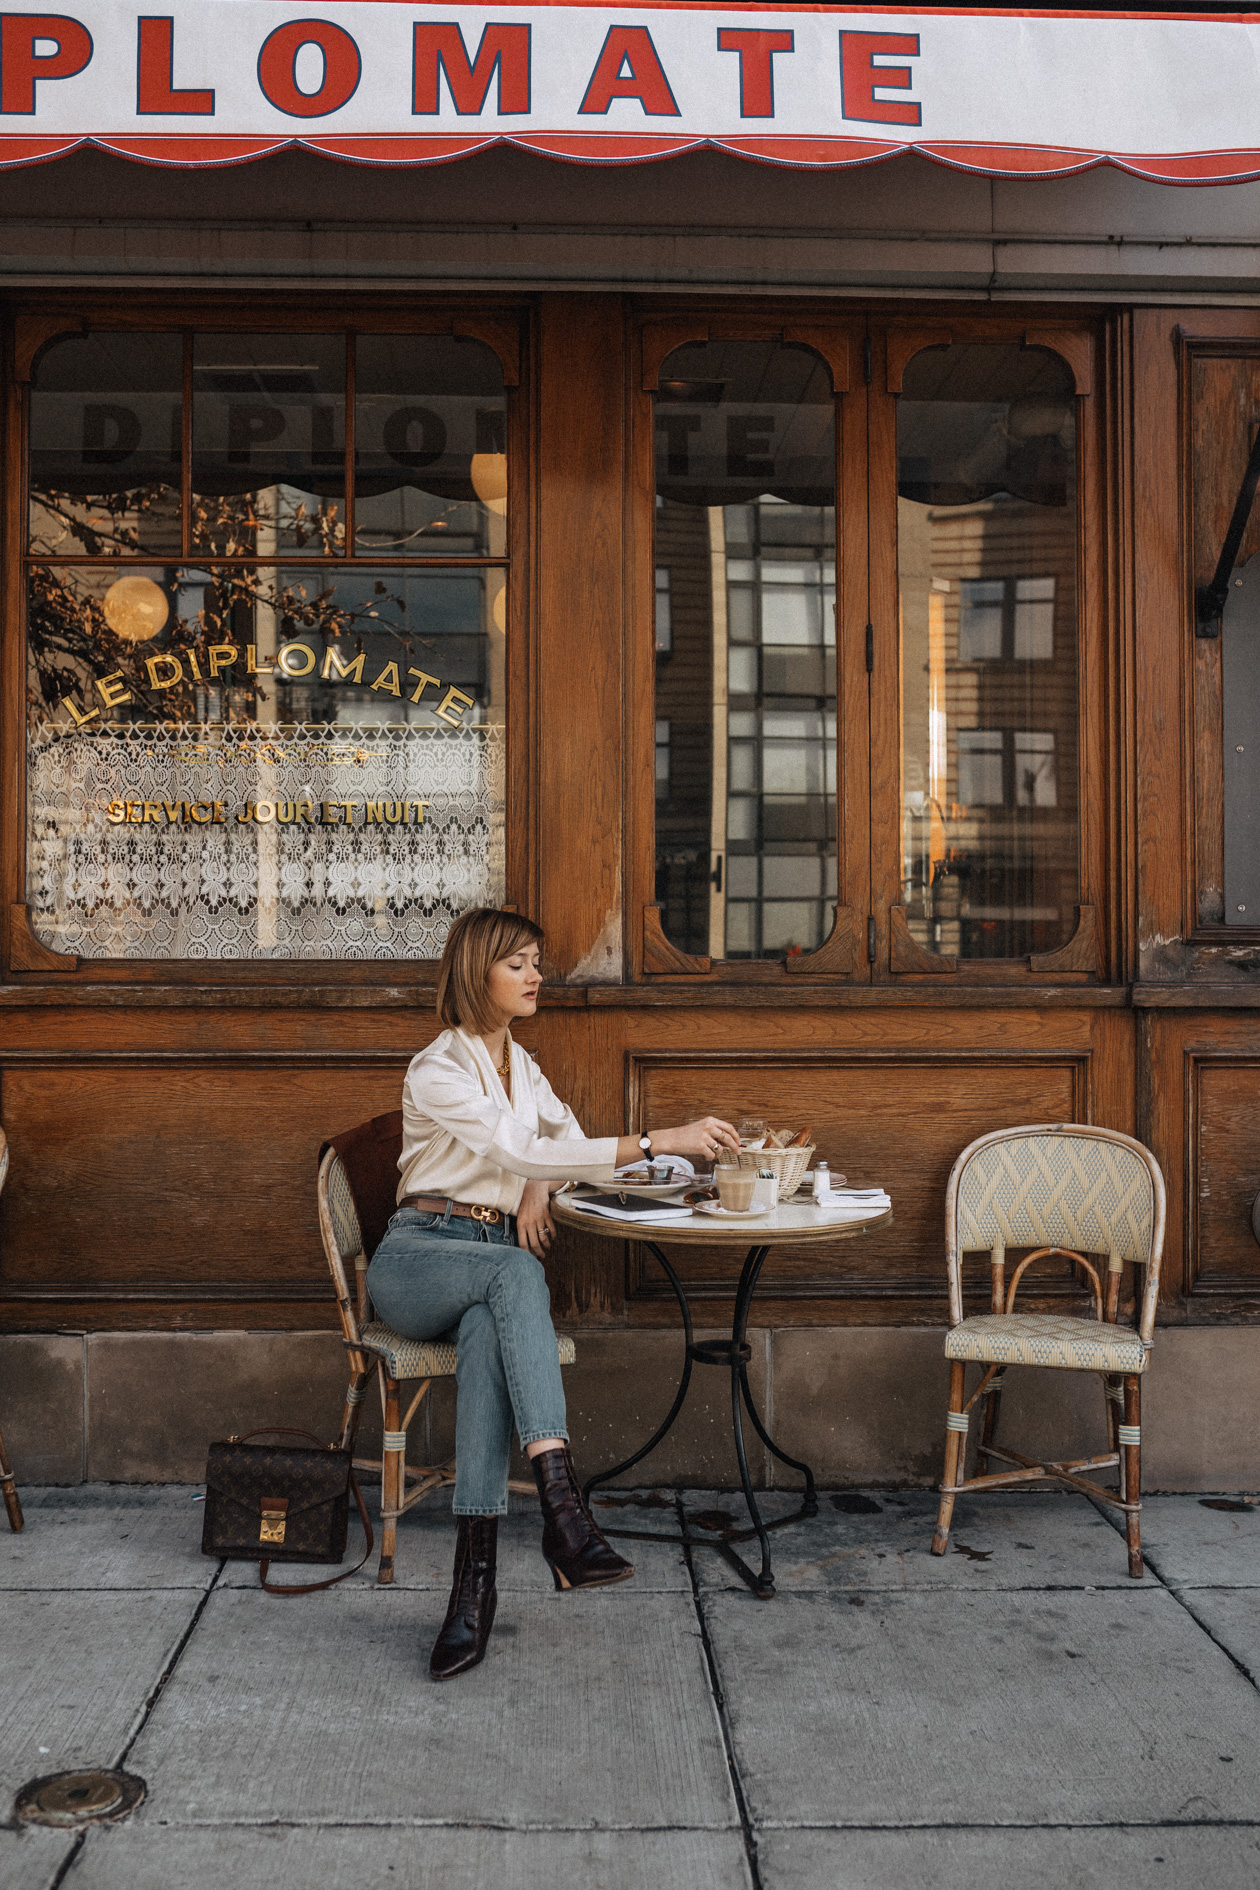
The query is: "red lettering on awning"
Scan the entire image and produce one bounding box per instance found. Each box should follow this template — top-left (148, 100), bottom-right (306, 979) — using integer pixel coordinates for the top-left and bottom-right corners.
top-left (579, 26), bottom-right (679, 118)
top-left (412, 23), bottom-right (530, 116)
top-left (840, 31), bottom-right (920, 128)
top-left (256, 18), bottom-right (361, 119)
top-left (716, 27), bottom-right (793, 121)
top-left (0, 12), bottom-right (91, 114)
top-left (137, 17), bottom-right (214, 116)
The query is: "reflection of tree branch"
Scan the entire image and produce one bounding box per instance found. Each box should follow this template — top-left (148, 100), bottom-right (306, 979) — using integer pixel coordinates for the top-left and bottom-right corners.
top-left (30, 484), bottom-right (176, 557)
top-left (192, 490), bottom-right (344, 557)
top-left (354, 495), bottom-right (465, 549)
top-left (26, 563), bottom-right (416, 727)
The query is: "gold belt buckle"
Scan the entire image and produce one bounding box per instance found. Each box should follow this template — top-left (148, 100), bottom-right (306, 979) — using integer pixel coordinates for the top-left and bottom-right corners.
top-left (471, 1204), bottom-right (500, 1224)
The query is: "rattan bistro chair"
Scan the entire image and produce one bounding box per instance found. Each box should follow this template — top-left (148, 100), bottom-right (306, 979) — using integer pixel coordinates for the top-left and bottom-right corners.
top-left (317, 1144), bottom-right (575, 1584)
top-left (0, 1129), bottom-right (24, 1534)
top-left (931, 1124), bottom-right (1166, 1579)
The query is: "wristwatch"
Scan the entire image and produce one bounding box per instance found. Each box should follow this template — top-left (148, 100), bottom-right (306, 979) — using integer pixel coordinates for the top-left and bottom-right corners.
top-left (638, 1133), bottom-right (653, 1157)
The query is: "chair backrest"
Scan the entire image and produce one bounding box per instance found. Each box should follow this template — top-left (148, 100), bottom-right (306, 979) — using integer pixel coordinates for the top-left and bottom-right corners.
top-left (316, 1110), bottom-right (405, 1343)
top-left (945, 1123), bottom-right (1167, 1343)
top-left (317, 1146), bottom-right (368, 1346)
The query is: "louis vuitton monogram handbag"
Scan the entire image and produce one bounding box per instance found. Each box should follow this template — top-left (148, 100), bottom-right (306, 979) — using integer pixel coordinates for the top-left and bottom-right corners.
top-left (201, 1427), bottom-right (372, 1596)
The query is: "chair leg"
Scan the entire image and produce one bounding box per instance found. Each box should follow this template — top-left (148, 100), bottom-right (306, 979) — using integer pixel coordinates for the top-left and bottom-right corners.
top-left (339, 1371), bottom-right (369, 1456)
top-left (978, 1369), bottom-right (1005, 1467)
top-left (1104, 1372), bottom-right (1122, 1471)
top-left (931, 1361), bottom-right (968, 1556)
top-left (0, 1427), bottom-right (23, 1534)
top-left (1122, 1375), bottom-right (1143, 1579)
top-left (379, 1373), bottom-right (402, 1586)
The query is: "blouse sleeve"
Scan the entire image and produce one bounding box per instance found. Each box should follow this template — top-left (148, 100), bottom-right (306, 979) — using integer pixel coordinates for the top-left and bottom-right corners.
top-left (408, 1052), bottom-right (619, 1183)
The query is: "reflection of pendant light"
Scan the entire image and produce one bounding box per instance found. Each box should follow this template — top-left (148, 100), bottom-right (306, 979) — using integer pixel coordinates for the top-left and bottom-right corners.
top-left (492, 584), bottom-right (506, 634)
top-left (103, 575), bottom-right (170, 643)
top-left (470, 452), bottom-right (507, 516)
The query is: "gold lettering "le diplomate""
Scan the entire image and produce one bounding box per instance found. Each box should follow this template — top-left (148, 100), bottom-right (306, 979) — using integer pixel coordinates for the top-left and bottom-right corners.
top-left (62, 645), bottom-right (475, 730)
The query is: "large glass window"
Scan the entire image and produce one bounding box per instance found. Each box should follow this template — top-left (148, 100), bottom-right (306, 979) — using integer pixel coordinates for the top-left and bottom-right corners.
top-left (26, 328), bottom-right (509, 960)
top-left (653, 341), bottom-right (836, 960)
top-left (897, 344), bottom-right (1079, 960)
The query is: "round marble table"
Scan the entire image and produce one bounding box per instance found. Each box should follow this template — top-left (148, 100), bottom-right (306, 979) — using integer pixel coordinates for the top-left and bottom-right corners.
top-left (552, 1190), bottom-right (893, 1598)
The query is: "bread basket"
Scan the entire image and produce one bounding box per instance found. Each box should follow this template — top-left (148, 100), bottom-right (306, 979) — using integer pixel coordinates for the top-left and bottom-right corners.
top-left (716, 1141), bottom-right (816, 1201)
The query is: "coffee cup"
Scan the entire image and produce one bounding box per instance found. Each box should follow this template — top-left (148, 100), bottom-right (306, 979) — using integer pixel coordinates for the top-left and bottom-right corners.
top-left (717, 1169), bottom-right (757, 1212)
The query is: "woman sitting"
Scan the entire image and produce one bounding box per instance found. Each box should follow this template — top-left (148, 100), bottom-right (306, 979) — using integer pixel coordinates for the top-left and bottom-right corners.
top-left (367, 906), bottom-right (738, 1680)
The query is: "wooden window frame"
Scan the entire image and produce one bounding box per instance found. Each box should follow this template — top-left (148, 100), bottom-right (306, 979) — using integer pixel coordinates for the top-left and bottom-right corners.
top-left (629, 302), bottom-right (1115, 987)
top-left (628, 306), bottom-right (870, 984)
top-left (1180, 331), bottom-right (1260, 953)
top-left (2, 292), bottom-right (533, 987)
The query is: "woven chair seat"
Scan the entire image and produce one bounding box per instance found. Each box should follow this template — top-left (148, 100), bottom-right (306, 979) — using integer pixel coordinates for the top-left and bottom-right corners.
top-left (359, 1321), bottom-right (577, 1381)
top-left (944, 1312), bottom-right (1148, 1374)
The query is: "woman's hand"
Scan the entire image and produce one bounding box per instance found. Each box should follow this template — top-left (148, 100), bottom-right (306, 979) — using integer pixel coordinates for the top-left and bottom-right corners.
top-left (650, 1117), bottom-right (740, 1164)
top-left (516, 1177), bottom-right (557, 1259)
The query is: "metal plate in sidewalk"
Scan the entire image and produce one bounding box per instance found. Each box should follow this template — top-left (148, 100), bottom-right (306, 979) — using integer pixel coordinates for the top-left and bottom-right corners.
top-left (14, 1767), bottom-right (145, 1828)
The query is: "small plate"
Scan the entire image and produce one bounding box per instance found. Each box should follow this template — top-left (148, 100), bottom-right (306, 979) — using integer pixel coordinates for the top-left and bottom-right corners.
top-left (601, 1159), bottom-right (695, 1200)
top-left (695, 1200), bottom-right (773, 1219)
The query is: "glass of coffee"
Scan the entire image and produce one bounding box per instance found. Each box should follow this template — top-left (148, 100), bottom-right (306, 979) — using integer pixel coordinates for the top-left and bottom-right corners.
top-left (717, 1169), bottom-right (757, 1212)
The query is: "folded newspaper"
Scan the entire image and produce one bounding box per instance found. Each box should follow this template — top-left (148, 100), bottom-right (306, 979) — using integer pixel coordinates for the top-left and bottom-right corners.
top-left (565, 1193), bottom-right (695, 1225)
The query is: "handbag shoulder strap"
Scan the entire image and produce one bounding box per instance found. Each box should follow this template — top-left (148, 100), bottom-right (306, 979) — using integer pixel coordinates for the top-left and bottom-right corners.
top-left (260, 1467), bottom-right (374, 1597)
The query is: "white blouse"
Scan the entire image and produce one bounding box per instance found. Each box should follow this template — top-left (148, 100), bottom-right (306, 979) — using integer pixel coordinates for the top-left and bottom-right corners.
top-left (397, 1027), bottom-right (620, 1214)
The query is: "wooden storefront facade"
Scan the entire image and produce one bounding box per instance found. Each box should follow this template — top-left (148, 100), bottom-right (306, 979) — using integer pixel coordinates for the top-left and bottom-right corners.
top-left (1, 141), bottom-right (1259, 1487)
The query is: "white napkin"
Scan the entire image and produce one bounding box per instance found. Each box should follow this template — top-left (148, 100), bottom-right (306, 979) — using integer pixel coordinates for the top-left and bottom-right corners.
top-left (815, 1188), bottom-right (891, 1212)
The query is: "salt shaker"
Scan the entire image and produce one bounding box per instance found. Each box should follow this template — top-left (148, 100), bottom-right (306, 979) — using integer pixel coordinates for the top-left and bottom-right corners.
top-left (812, 1161), bottom-right (830, 1204)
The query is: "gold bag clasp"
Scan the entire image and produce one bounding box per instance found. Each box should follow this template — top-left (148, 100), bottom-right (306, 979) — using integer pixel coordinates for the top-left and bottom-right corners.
top-left (260, 1497), bottom-right (289, 1545)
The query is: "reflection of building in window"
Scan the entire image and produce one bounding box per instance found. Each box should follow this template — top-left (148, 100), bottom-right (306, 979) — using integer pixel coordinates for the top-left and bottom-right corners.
top-left (897, 342), bottom-right (1079, 961)
top-left (655, 567), bottom-right (672, 653)
top-left (655, 718), bottom-right (671, 800)
top-left (1015, 730), bottom-right (1057, 806)
top-left (958, 575), bottom-right (1055, 661)
top-left (957, 729), bottom-right (1004, 806)
top-left (652, 337), bottom-right (837, 962)
top-left (722, 502), bottom-right (837, 960)
top-left (958, 729), bottom-right (1058, 809)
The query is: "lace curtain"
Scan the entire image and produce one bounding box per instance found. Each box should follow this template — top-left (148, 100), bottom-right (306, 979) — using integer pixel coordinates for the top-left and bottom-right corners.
top-left (27, 720), bottom-right (505, 959)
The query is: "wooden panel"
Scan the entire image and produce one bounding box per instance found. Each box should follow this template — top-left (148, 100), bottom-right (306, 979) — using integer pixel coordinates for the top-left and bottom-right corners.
top-left (534, 296), bottom-right (627, 980)
top-left (0, 1060), bottom-right (409, 1298)
top-left (628, 1049), bottom-right (1089, 1304)
top-left (1138, 1006), bottom-right (1260, 1312)
top-left (1188, 1057), bottom-right (1260, 1296)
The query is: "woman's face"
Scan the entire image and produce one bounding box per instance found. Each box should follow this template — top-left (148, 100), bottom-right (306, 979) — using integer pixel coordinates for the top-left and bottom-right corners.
top-left (486, 942), bottom-right (542, 1027)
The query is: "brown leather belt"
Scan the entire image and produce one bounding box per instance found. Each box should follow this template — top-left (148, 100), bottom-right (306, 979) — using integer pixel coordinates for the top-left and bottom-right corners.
top-left (400, 1193), bottom-right (508, 1226)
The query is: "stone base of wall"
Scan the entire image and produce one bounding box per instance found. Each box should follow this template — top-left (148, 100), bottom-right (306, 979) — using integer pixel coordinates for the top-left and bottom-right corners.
top-left (1, 1326), bottom-right (1255, 1491)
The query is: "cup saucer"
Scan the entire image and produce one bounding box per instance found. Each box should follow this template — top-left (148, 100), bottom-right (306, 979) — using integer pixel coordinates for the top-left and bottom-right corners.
top-left (695, 1200), bottom-right (772, 1219)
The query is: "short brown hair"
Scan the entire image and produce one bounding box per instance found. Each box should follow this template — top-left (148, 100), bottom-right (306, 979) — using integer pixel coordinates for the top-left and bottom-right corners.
top-left (436, 907), bottom-right (545, 1034)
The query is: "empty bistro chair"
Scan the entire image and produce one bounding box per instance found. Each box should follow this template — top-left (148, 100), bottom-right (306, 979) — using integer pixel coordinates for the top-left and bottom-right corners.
top-left (931, 1123), bottom-right (1166, 1578)
top-left (0, 1128), bottom-right (24, 1533)
top-left (316, 1113), bottom-right (575, 1584)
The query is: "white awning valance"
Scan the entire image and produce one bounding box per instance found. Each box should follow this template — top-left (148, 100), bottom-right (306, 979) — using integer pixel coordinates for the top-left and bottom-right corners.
top-left (1, 4), bottom-right (1258, 183)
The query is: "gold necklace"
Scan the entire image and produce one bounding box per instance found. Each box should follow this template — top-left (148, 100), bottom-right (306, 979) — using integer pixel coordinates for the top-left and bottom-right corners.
top-left (498, 1035), bottom-right (512, 1093)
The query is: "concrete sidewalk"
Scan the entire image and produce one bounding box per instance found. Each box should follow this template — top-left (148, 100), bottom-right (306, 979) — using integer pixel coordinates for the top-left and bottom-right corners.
top-left (2, 1483), bottom-right (1259, 1889)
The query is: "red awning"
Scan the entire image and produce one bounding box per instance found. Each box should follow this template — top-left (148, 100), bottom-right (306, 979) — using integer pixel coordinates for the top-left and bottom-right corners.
top-left (1, 5), bottom-right (1259, 184)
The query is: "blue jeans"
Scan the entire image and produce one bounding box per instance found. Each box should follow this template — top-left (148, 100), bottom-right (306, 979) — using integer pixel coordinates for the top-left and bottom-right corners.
top-left (366, 1205), bottom-right (569, 1516)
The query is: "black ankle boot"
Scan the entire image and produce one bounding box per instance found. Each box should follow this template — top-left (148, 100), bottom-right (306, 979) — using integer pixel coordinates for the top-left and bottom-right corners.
top-left (430, 1517), bottom-right (498, 1680)
top-left (530, 1447), bottom-right (634, 1591)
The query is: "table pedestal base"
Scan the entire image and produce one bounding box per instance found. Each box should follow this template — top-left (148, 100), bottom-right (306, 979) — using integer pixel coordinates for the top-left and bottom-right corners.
top-left (582, 1239), bottom-right (817, 1599)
